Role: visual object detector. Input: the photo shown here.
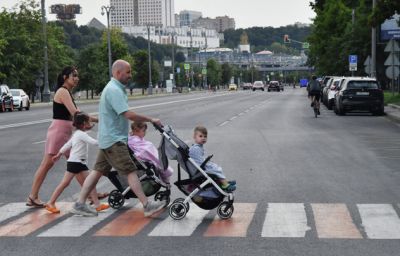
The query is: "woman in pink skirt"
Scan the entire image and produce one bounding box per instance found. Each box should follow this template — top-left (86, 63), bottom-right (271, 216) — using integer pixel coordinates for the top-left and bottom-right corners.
top-left (26, 66), bottom-right (99, 207)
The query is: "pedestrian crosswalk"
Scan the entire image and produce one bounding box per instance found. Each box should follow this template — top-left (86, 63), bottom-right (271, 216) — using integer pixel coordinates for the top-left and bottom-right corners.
top-left (0, 202), bottom-right (399, 239)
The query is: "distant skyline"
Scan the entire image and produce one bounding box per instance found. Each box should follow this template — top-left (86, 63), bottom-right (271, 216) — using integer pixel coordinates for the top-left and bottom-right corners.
top-left (1, 0), bottom-right (315, 28)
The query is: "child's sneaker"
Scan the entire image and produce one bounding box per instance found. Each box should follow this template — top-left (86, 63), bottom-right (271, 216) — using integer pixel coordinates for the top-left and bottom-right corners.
top-left (144, 200), bottom-right (166, 217)
top-left (96, 203), bottom-right (110, 212)
top-left (228, 180), bottom-right (236, 185)
top-left (222, 183), bottom-right (236, 192)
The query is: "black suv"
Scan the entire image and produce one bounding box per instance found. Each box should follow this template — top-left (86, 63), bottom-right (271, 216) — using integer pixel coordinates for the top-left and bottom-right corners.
top-left (334, 77), bottom-right (384, 116)
top-left (0, 84), bottom-right (14, 112)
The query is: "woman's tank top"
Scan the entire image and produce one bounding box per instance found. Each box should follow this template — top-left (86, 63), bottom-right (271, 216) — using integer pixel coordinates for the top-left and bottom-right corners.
top-left (53, 87), bottom-right (76, 121)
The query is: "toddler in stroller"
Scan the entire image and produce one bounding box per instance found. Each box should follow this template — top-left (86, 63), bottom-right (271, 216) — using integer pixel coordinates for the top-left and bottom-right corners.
top-left (107, 122), bottom-right (172, 209)
top-left (156, 124), bottom-right (234, 220)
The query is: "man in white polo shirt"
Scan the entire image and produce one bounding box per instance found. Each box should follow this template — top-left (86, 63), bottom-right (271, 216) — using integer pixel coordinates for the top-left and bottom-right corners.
top-left (71, 59), bottom-right (166, 217)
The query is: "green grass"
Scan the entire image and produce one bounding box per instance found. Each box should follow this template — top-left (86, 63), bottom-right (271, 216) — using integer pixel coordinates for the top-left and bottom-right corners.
top-left (384, 91), bottom-right (400, 105)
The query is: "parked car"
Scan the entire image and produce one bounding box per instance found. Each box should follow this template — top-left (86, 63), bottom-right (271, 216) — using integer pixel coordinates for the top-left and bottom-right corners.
top-left (228, 83), bottom-right (238, 91)
top-left (10, 89), bottom-right (30, 111)
top-left (242, 83), bottom-right (252, 90)
top-left (252, 81), bottom-right (265, 91)
top-left (326, 77), bottom-right (345, 110)
top-left (268, 81), bottom-right (280, 92)
top-left (0, 84), bottom-right (14, 112)
top-left (322, 77), bottom-right (335, 107)
top-left (334, 77), bottom-right (384, 116)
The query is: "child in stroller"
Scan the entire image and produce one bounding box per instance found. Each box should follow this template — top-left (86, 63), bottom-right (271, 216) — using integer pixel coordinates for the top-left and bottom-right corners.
top-left (189, 125), bottom-right (236, 192)
top-left (156, 124), bottom-right (234, 220)
top-left (106, 122), bottom-right (172, 209)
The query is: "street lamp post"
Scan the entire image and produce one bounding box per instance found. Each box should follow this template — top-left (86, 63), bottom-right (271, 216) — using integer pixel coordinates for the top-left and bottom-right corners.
top-left (371, 0), bottom-right (377, 78)
top-left (101, 5), bottom-right (114, 79)
top-left (171, 31), bottom-right (176, 87)
top-left (146, 25), bottom-right (153, 95)
top-left (41, 0), bottom-right (50, 102)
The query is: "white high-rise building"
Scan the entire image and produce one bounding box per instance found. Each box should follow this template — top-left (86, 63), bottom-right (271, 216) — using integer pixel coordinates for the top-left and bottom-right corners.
top-left (110, 0), bottom-right (175, 28)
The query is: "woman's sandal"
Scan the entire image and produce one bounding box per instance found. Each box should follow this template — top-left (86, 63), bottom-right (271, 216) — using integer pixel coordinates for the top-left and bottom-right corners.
top-left (45, 205), bottom-right (60, 214)
top-left (26, 197), bottom-right (45, 208)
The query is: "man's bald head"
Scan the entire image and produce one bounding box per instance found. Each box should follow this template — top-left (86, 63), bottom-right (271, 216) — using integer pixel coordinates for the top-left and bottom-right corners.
top-left (112, 59), bottom-right (132, 85)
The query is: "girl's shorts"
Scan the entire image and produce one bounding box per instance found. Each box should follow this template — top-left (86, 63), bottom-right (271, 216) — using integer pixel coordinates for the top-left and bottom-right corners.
top-left (67, 162), bottom-right (89, 174)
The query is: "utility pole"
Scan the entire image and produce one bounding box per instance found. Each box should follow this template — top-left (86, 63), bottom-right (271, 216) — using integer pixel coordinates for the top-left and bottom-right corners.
top-left (371, 0), bottom-right (377, 78)
top-left (41, 0), bottom-right (50, 102)
top-left (171, 31), bottom-right (175, 87)
top-left (101, 5), bottom-right (114, 79)
top-left (146, 25), bottom-right (153, 95)
top-left (190, 27), bottom-right (194, 88)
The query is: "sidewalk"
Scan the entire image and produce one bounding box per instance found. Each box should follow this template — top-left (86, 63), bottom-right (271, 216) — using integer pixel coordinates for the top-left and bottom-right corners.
top-left (385, 104), bottom-right (400, 123)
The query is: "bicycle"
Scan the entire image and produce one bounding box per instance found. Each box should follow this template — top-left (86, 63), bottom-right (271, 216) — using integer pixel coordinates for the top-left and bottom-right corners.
top-left (311, 95), bottom-right (320, 118)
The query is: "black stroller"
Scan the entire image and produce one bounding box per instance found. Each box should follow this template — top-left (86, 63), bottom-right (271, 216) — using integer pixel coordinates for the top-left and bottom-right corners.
top-left (155, 124), bottom-right (234, 220)
top-left (107, 147), bottom-right (171, 209)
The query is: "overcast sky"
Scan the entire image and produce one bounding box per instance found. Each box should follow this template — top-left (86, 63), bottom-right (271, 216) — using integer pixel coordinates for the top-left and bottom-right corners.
top-left (1, 0), bottom-right (315, 28)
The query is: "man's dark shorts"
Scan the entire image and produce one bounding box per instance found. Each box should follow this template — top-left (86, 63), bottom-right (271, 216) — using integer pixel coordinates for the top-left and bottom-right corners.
top-left (94, 141), bottom-right (137, 176)
top-left (310, 91), bottom-right (321, 101)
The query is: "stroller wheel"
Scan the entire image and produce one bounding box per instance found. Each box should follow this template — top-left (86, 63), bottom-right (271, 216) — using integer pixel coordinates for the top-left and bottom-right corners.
top-left (169, 201), bottom-right (187, 220)
top-left (108, 190), bottom-right (125, 209)
top-left (173, 198), bottom-right (189, 211)
top-left (217, 202), bottom-right (234, 219)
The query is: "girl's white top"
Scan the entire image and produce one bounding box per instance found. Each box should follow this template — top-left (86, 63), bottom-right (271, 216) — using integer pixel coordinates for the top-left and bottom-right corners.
top-left (59, 130), bottom-right (98, 164)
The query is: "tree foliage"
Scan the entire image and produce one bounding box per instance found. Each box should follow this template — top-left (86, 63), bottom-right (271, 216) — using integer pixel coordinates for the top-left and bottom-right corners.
top-left (223, 25), bottom-right (312, 54)
top-left (207, 59), bottom-right (221, 87)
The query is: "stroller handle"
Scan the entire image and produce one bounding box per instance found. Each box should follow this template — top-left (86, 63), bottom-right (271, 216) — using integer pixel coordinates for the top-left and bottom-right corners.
top-left (152, 122), bottom-right (164, 133)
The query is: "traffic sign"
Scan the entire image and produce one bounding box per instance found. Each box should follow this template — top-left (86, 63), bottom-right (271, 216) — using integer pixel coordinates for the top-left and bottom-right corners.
top-left (202, 68), bottom-right (207, 75)
top-left (176, 67), bottom-right (180, 74)
top-left (364, 56), bottom-right (371, 75)
top-left (349, 55), bottom-right (357, 71)
top-left (184, 63), bottom-right (190, 70)
top-left (386, 66), bottom-right (400, 79)
top-left (384, 53), bottom-right (400, 66)
top-left (384, 39), bottom-right (400, 53)
top-left (302, 42), bottom-right (310, 49)
top-left (349, 55), bottom-right (357, 64)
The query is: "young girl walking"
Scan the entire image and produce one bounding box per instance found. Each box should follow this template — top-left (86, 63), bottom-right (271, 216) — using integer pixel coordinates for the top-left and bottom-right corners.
top-left (45, 112), bottom-right (109, 214)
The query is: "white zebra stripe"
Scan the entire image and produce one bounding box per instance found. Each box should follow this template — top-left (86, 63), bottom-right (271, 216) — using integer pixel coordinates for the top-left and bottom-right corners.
top-left (0, 203), bottom-right (30, 223)
top-left (261, 203), bottom-right (310, 238)
top-left (358, 204), bottom-right (400, 239)
top-left (148, 203), bottom-right (209, 236)
top-left (38, 207), bottom-right (116, 237)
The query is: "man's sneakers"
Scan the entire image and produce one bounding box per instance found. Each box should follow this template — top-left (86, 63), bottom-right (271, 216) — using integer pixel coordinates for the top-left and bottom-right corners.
top-left (144, 200), bottom-right (167, 217)
top-left (71, 202), bottom-right (98, 217)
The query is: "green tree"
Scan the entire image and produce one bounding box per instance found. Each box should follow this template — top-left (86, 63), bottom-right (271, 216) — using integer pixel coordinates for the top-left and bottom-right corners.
top-left (132, 50), bottom-right (159, 89)
top-left (207, 59), bottom-right (221, 87)
top-left (221, 63), bottom-right (233, 86)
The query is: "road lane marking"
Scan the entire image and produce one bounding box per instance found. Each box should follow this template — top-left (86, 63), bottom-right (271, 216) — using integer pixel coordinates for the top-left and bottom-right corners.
top-left (261, 203), bottom-right (310, 238)
top-left (0, 93), bottom-right (231, 130)
top-left (33, 140), bottom-right (46, 145)
top-left (94, 204), bottom-right (163, 237)
top-left (312, 204), bottom-right (362, 239)
top-left (38, 206), bottom-right (116, 237)
top-left (0, 203), bottom-right (31, 224)
top-left (0, 203), bottom-right (72, 236)
top-left (218, 121), bottom-right (229, 127)
top-left (148, 203), bottom-right (209, 236)
top-left (358, 204), bottom-right (400, 239)
top-left (204, 203), bottom-right (256, 237)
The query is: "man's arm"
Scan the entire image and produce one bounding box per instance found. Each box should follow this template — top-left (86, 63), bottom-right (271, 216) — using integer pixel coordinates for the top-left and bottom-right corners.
top-left (123, 110), bottom-right (161, 126)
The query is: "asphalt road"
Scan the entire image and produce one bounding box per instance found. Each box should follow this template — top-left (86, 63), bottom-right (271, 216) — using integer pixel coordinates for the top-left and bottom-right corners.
top-left (0, 87), bottom-right (399, 256)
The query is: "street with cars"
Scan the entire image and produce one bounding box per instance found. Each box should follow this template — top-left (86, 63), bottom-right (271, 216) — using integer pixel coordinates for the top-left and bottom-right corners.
top-left (0, 88), bottom-right (399, 255)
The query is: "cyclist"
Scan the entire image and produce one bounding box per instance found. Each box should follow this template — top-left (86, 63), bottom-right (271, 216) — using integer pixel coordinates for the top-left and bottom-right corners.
top-left (307, 75), bottom-right (321, 115)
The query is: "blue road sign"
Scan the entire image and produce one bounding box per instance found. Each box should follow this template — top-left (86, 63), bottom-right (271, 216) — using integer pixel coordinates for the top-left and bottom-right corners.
top-left (349, 55), bottom-right (358, 64)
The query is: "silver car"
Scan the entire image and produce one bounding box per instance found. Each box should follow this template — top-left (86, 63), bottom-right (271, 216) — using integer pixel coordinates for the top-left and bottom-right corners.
top-left (10, 89), bottom-right (30, 111)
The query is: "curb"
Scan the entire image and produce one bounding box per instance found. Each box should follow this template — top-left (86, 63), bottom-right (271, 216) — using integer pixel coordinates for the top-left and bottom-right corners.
top-left (385, 105), bottom-right (400, 124)
top-left (388, 103), bottom-right (400, 110)
top-left (30, 90), bottom-right (206, 109)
